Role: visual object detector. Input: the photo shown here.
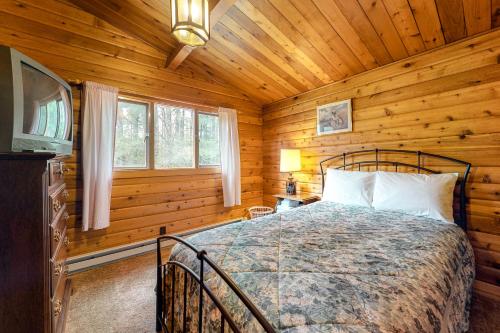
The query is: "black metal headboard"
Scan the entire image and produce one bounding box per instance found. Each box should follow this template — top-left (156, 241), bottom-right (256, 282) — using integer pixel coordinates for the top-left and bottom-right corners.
top-left (319, 149), bottom-right (471, 230)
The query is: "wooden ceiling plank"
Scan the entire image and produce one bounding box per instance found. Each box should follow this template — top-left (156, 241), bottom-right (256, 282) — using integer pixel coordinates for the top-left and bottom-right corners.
top-left (206, 37), bottom-right (292, 98)
top-left (407, 0), bottom-right (446, 49)
top-left (435, 0), bottom-right (467, 43)
top-left (199, 45), bottom-right (284, 102)
top-left (312, 0), bottom-right (378, 70)
top-left (332, 0), bottom-right (394, 65)
top-left (290, 0), bottom-right (366, 74)
top-left (211, 26), bottom-right (301, 95)
top-left (210, 0), bottom-right (237, 28)
top-left (0, 23), bottom-right (254, 104)
top-left (68, 0), bottom-right (175, 53)
top-left (462, 0), bottom-right (491, 35)
top-left (6, 0), bottom-right (166, 61)
top-left (190, 50), bottom-right (275, 104)
top-left (238, 0), bottom-right (334, 84)
top-left (268, 0), bottom-right (351, 78)
top-left (358, 0), bottom-right (409, 60)
top-left (382, 0), bottom-right (426, 56)
top-left (212, 22), bottom-right (307, 93)
top-left (494, 0), bottom-right (500, 28)
top-left (221, 9), bottom-right (319, 90)
top-left (0, 8), bottom-right (165, 68)
top-left (165, 0), bottom-right (237, 70)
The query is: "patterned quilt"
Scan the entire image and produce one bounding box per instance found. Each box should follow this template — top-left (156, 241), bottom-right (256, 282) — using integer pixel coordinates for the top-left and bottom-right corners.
top-left (167, 201), bottom-right (475, 333)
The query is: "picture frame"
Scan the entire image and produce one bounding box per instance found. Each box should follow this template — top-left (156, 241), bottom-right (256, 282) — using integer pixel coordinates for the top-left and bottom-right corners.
top-left (316, 99), bottom-right (352, 136)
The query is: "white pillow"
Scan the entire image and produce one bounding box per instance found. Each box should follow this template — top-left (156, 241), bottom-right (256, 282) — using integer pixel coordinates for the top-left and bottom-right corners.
top-left (322, 169), bottom-right (376, 207)
top-left (372, 171), bottom-right (458, 222)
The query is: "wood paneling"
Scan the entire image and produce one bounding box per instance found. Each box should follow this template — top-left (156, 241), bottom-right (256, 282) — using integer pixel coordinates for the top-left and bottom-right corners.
top-left (0, 0), bottom-right (263, 256)
top-left (262, 31), bottom-right (500, 299)
top-left (64, 0), bottom-right (498, 105)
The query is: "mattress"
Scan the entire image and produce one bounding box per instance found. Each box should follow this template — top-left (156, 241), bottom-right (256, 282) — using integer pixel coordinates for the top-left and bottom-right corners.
top-left (167, 201), bottom-right (475, 332)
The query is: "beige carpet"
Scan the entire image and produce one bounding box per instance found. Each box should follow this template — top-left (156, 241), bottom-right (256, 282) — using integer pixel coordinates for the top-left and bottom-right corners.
top-left (66, 251), bottom-right (499, 333)
top-left (66, 252), bottom-right (159, 333)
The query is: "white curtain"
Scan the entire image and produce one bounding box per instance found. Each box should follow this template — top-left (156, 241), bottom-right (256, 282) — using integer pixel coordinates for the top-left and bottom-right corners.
top-left (218, 107), bottom-right (241, 207)
top-left (81, 81), bottom-right (118, 231)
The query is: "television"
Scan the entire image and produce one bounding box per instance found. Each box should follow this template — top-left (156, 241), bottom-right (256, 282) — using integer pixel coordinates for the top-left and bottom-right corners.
top-left (0, 46), bottom-right (73, 155)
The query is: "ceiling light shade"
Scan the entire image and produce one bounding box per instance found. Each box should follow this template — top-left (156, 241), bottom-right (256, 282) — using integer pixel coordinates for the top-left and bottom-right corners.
top-left (171, 0), bottom-right (210, 47)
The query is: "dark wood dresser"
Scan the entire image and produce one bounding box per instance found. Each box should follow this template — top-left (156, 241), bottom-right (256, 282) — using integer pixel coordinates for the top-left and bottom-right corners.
top-left (0, 153), bottom-right (72, 333)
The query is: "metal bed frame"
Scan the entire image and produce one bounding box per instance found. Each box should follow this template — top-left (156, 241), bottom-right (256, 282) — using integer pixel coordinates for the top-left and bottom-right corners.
top-left (156, 235), bottom-right (276, 333)
top-left (156, 148), bottom-right (471, 332)
top-left (319, 149), bottom-right (471, 230)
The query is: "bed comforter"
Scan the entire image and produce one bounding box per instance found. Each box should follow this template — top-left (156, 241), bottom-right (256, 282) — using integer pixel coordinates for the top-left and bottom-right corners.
top-left (167, 201), bottom-right (475, 333)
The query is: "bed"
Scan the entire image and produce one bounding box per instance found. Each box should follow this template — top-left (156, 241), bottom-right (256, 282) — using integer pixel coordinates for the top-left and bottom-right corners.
top-left (156, 149), bottom-right (475, 333)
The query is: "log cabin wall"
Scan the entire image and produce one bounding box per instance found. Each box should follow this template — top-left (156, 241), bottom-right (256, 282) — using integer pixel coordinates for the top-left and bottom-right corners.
top-left (262, 30), bottom-right (500, 299)
top-left (0, 0), bottom-right (263, 256)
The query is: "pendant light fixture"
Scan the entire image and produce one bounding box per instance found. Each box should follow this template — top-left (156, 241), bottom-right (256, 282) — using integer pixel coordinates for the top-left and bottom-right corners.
top-left (171, 0), bottom-right (210, 47)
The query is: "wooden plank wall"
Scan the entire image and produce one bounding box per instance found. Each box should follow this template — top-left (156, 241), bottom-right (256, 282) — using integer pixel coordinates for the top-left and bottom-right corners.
top-left (263, 30), bottom-right (500, 299)
top-left (0, 0), bottom-right (263, 256)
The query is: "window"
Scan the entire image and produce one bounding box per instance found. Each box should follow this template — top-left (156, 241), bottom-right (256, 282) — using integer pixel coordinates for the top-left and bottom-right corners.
top-left (113, 97), bottom-right (220, 170)
top-left (198, 112), bottom-right (220, 166)
top-left (154, 104), bottom-right (194, 168)
top-left (114, 99), bottom-right (149, 168)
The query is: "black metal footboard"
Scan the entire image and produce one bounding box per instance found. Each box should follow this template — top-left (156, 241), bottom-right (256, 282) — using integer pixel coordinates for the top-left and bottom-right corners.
top-left (156, 235), bottom-right (276, 333)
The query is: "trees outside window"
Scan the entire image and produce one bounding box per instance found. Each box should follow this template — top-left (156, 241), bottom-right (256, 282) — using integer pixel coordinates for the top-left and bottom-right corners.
top-left (114, 99), bottom-right (149, 168)
top-left (113, 97), bottom-right (220, 169)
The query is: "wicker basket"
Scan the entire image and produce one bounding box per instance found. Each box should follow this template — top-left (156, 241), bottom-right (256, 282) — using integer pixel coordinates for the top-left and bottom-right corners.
top-left (248, 206), bottom-right (274, 219)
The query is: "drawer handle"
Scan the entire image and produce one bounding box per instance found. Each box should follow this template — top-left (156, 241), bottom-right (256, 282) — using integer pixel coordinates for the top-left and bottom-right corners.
top-left (64, 236), bottom-right (70, 247)
top-left (53, 199), bottom-right (61, 212)
top-left (62, 190), bottom-right (69, 200)
top-left (54, 299), bottom-right (63, 317)
top-left (54, 263), bottom-right (64, 276)
top-left (54, 230), bottom-right (62, 243)
top-left (64, 212), bottom-right (70, 222)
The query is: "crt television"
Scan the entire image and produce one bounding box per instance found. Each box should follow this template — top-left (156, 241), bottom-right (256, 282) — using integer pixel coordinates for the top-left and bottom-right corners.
top-left (0, 46), bottom-right (73, 155)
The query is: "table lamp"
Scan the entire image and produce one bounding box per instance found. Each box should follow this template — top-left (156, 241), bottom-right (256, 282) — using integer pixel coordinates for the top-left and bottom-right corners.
top-left (280, 149), bottom-right (301, 195)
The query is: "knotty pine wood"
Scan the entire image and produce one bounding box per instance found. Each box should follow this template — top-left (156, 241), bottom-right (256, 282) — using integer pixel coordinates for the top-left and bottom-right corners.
top-left (0, 0), bottom-right (263, 256)
top-left (263, 30), bottom-right (500, 298)
top-left (64, 0), bottom-right (498, 104)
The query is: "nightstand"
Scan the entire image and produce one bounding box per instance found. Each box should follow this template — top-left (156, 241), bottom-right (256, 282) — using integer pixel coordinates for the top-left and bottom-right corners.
top-left (273, 193), bottom-right (320, 213)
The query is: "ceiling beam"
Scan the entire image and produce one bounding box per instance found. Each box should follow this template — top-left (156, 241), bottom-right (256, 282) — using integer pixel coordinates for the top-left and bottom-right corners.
top-left (166, 0), bottom-right (237, 70)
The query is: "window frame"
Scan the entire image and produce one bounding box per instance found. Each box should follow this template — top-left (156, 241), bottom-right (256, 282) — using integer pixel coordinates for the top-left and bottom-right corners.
top-left (113, 95), bottom-right (220, 171)
top-left (113, 96), bottom-right (152, 170)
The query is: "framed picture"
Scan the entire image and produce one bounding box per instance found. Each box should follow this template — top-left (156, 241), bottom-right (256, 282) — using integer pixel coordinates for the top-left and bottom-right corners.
top-left (316, 99), bottom-right (352, 136)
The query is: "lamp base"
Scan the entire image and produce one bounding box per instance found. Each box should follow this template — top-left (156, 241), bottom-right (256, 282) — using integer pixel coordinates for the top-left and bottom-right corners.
top-left (285, 180), bottom-right (297, 195)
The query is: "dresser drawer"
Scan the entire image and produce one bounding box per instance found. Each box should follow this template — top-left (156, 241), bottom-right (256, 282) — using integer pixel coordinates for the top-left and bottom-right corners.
top-left (50, 222), bottom-right (68, 258)
top-left (51, 275), bottom-right (70, 333)
top-left (49, 160), bottom-right (66, 188)
top-left (50, 238), bottom-right (69, 296)
top-left (50, 185), bottom-right (69, 221)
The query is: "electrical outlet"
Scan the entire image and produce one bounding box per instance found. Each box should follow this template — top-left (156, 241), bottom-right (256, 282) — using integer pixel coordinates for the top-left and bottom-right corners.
top-left (160, 226), bottom-right (166, 235)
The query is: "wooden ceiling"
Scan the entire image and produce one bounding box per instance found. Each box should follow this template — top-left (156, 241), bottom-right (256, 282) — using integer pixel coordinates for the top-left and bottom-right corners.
top-left (69, 0), bottom-right (500, 105)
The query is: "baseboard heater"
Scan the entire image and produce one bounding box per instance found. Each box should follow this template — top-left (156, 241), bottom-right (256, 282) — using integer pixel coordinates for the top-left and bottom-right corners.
top-left (67, 218), bottom-right (244, 274)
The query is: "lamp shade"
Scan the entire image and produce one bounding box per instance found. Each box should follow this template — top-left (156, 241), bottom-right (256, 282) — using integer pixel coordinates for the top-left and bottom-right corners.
top-left (171, 0), bottom-right (210, 47)
top-left (280, 149), bottom-right (301, 172)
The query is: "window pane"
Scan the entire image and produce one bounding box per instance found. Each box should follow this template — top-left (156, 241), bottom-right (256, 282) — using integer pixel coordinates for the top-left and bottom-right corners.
top-left (114, 100), bottom-right (148, 168)
top-left (45, 100), bottom-right (58, 137)
top-left (56, 100), bottom-right (66, 139)
top-left (198, 113), bottom-right (220, 166)
top-left (155, 104), bottom-right (194, 168)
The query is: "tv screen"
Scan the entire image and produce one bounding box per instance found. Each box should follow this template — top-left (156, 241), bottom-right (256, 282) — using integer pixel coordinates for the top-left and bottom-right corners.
top-left (21, 63), bottom-right (72, 141)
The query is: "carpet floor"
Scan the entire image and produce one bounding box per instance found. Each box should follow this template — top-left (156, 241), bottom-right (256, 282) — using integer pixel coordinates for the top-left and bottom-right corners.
top-left (65, 252), bottom-right (499, 333)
